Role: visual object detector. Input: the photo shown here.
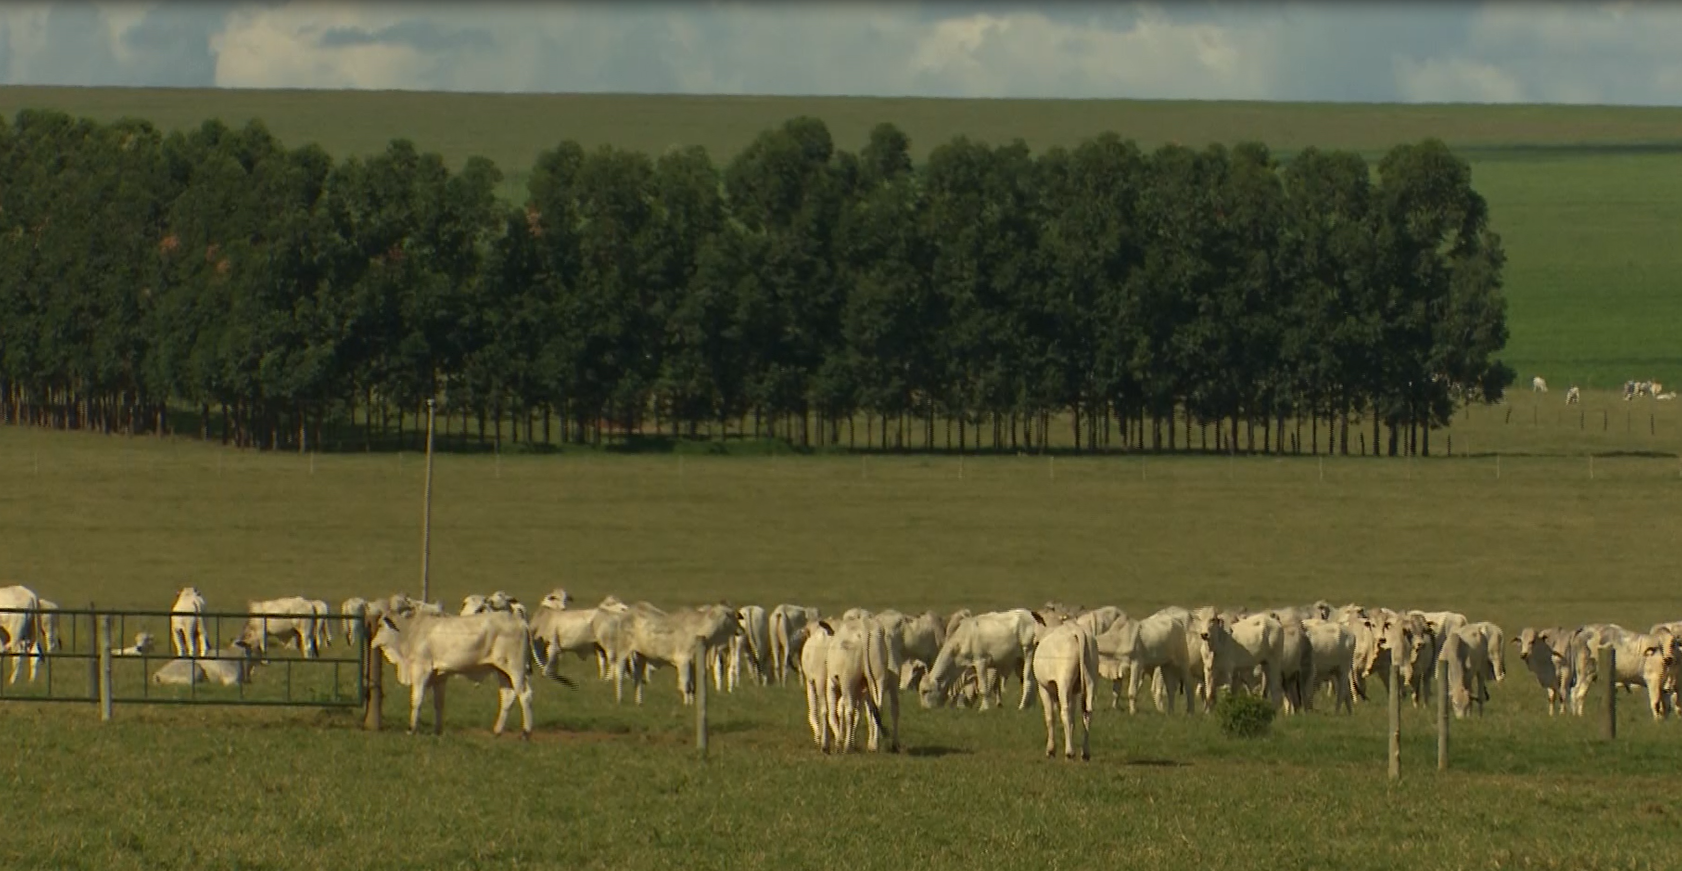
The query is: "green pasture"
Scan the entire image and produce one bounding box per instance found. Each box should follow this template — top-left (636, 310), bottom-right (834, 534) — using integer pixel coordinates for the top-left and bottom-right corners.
top-left (3, 420), bottom-right (1682, 868)
top-left (3, 86), bottom-right (1679, 389)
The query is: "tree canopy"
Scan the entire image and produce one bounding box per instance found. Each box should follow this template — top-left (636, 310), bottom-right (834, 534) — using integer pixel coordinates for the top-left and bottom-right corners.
top-left (0, 110), bottom-right (1513, 456)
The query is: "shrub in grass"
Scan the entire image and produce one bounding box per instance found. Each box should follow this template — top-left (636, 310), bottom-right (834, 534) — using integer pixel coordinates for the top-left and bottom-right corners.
top-left (1216, 692), bottom-right (1275, 739)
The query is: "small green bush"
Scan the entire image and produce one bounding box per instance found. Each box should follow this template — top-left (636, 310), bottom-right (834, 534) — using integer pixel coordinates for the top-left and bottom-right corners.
top-left (1216, 692), bottom-right (1276, 739)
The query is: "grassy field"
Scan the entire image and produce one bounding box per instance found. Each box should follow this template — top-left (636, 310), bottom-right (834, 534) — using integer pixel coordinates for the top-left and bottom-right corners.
top-left (3, 422), bottom-right (1682, 869)
top-left (2, 86), bottom-right (1681, 384)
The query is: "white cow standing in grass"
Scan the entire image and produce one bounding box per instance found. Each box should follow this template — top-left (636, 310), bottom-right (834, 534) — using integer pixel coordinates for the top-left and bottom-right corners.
top-left (1033, 621), bottom-right (1098, 760)
top-left (1566, 386), bottom-right (1580, 405)
top-left (1532, 376), bottom-right (1548, 393)
top-left (170, 587), bottom-right (210, 658)
top-left (918, 609), bottom-right (1040, 711)
top-left (235, 596), bottom-right (322, 660)
top-left (0, 585), bottom-right (44, 684)
top-left (371, 610), bottom-right (537, 738)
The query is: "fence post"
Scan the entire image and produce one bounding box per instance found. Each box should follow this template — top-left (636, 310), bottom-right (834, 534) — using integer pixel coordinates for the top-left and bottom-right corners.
top-left (1387, 659), bottom-right (1401, 781)
top-left (694, 636), bottom-right (709, 759)
top-left (97, 614), bottom-right (113, 722)
top-left (1600, 646), bottom-right (1616, 742)
top-left (364, 610), bottom-right (383, 732)
top-left (86, 601), bottom-right (98, 702)
top-left (1437, 658), bottom-right (1449, 771)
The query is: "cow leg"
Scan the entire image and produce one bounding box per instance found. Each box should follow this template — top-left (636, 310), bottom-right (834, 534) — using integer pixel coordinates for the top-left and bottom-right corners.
top-left (408, 679), bottom-right (428, 734)
top-left (1037, 682), bottom-right (1057, 757)
top-left (883, 682), bottom-right (900, 753)
top-left (492, 674), bottom-right (515, 737)
top-left (171, 627), bottom-right (186, 658)
top-left (973, 661), bottom-right (991, 711)
top-left (1124, 663), bottom-right (1140, 715)
top-left (805, 677), bottom-right (827, 751)
top-left (431, 677), bottom-right (447, 736)
top-left (1061, 686), bottom-right (1078, 759)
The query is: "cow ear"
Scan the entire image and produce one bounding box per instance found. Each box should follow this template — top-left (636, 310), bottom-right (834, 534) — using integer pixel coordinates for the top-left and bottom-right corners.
top-left (817, 621), bottom-right (833, 635)
top-left (1031, 611), bottom-right (1046, 626)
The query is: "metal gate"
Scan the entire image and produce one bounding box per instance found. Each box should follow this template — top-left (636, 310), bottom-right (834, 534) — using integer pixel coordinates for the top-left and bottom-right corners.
top-left (0, 605), bottom-right (369, 717)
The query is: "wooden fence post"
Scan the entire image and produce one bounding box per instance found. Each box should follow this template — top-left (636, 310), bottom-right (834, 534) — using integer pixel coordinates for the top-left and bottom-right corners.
top-left (1437, 658), bottom-right (1450, 771)
top-left (98, 614), bottom-right (113, 722)
top-left (364, 609), bottom-right (383, 732)
top-left (694, 636), bottom-right (709, 759)
top-left (1388, 659), bottom-right (1401, 781)
top-left (1600, 646), bottom-right (1616, 742)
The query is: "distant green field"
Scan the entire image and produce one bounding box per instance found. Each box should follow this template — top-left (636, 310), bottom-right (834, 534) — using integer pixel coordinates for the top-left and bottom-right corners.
top-left (2, 86), bottom-right (1680, 396)
top-left (3, 426), bottom-right (1682, 869)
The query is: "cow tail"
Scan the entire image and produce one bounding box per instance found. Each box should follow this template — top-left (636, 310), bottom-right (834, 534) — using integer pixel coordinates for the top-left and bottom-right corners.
top-left (528, 623), bottom-right (575, 688)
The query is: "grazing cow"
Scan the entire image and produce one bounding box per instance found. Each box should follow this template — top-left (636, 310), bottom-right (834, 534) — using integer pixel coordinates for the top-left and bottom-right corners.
top-left (308, 599), bottom-right (333, 650)
top-left (1566, 386), bottom-right (1581, 405)
top-left (877, 610), bottom-right (947, 692)
top-left (768, 604), bottom-right (821, 686)
top-left (169, 587), bottom-right (210, 658)
top-left (234, 597), bottom-right (322, 660)
top-left (112, 632), bottom-right (157, 657)
top-left (1465, 621), bottom-right (1506, 682)
top-left (1033, 622), bottom-right (1098, 760)
top-left (36, 599), bottom-right (61, 653)
top-left (600, 604), bottom-right (740, 706)
top-left (339, 597), bottom-right (376, 643)
top-left (1532, 376), bottom-right (1548, 393)
top-left (1439, 626), bottom-right (1492, 718)
top-left (919, 609), bottom-right (1040, 711)
top-left (0, 585), bottom-right (44, 684)
top-left (152, 646), bottom-right (263, 687)
top-left (1096, 612), bottom-right (1195, 714)
top-left (1196, 612), bottom-right (1286, 710)
top-left (370, 610), bottom-right (536, 738)
top-left (821, 617), bottom-right (900, 753)
top-left (1301, 619), bottom-right (1358, 714)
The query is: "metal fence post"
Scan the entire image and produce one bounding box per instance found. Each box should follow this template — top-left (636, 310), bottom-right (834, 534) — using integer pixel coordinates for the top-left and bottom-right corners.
top-left (97, 614), bottom-right (113, 722)
top-left (1387, 659), bottom-right (1401, 782)
top-left (86, 602), bottom-right (98, 702)
top-left (694, 636), bottom-right (709, 759)
top-left (1437, 658), bottom-right (1450, 771)
top-left (1600, 646), bottom-right (1616, 742)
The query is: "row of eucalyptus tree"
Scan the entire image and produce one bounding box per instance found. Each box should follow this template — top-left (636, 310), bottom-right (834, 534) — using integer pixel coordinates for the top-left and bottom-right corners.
top-left (0, 110), bottom-right (1512, 455)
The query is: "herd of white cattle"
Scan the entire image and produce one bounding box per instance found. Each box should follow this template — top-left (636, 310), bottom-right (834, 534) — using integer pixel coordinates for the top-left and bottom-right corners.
top-left (1533, 376), bottom-right (1676, 404)
top-left (1, 583), bottom-right (1678, 759)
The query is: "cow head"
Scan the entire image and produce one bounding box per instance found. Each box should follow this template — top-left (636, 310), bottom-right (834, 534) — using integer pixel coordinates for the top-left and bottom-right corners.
top-left (541, 588), bottom-right (572, 611)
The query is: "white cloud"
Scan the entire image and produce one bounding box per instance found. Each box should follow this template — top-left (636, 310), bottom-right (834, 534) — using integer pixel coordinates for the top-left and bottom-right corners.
top-left (1394, 57), bottom-right (1527, 104)
top-left (1, 2), bottom-right (1681, 107)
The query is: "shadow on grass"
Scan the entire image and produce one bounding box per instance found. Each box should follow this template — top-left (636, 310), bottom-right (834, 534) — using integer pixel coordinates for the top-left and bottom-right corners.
top-left (1122, 757), bottom-right (1191, 767)
top-left (905, 745), bottom-right (969, 758)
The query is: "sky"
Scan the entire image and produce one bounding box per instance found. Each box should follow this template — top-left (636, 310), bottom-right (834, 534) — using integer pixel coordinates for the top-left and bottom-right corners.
top-left (0, 1), bottom-right (1679, 105)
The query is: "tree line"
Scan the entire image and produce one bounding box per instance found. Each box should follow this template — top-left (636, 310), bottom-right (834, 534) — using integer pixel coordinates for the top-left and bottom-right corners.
top-left (0, 109), bottom-right (1512, 457)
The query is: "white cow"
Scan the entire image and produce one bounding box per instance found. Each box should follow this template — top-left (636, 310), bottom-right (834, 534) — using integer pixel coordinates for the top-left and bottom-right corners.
top-left (152, 646), bottom-right (263, 687)
top-left (768, 604), bottom-right (821, 686)
top-left (170, 587), bottom-right (210, 658)
top-left (1571, 625), bottom-right (1676, 720)
top-left (1301, 619), bottom-right (1357, 714)
top-left (1073, 606), bottom-right (1126, 636)
top-left (1532, 376), bottom-right (1547, 392)
top-left (308, 599), bottom-right (333, 650)
top-left (600, 604), bottom-right (739, 705)
top-left (1439, 625), bottom-right (1492, 718)
top-left (36, 599), bottom-right (61, 653)
top-left (798, 622), bottom-right (836, 752)
top-left (235, 597), bottom-right (322, 659)
top-left (1513, 626), bottom-right (1585, 716)
top-left (1465, 620), bottom-right (1506, 682)
top-left (1565, 386), bottom-right (1580, 405)
top-left (727, 605), bottom-right (771, 691)
top-left (919, 609), bottom-right (1039, 711)
top-left (340, 597), bottom-right (377, 643)
top-left (529, 601), bottom-right (611, 680)
top-left (1196, 612), bottom-right (1285, 710)
top-left (1033, 622), bottom-right (1098, 760)
top-left (1095, 612), bottom-right (1195, 714)
top-left (0, 585), bottom-right (44, 684)
top-left (821, 617), bottom-right (900, 753)
top-left (370, 610), bottom-right (536, 738)
top-left (112, 632), bottom-right (157, 657)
